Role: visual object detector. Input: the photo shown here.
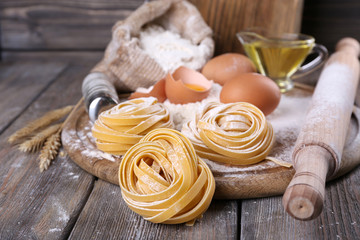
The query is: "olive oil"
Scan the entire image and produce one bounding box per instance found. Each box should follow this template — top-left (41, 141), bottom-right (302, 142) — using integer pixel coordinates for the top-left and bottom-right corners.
top-left (242, 39), bottom-right (313, 80)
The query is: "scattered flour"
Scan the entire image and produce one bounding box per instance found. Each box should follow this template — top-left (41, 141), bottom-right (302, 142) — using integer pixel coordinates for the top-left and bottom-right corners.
top-left (163, 83), bottom-right (222, 130)
top-left (139, 24), bottom-right (209, 73)
top-left (266, 92), bottom-right (312, 162)
top-left (77, 121), bottom-right (116, 162)
top-left (52, 200), bottom-right (69, 223)
top-left (305, 63), bottom-right (354, 130)
top-left (81, 149), bottom-right (116, 162)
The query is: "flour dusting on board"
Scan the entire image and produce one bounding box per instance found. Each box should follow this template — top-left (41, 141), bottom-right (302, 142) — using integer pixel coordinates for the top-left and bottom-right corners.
top-left (267, 92), bottom-right (312, 162)
top-left (80, 124), bottom-right (116, 162)
top-left (63, 123), bottom-right (116, 162)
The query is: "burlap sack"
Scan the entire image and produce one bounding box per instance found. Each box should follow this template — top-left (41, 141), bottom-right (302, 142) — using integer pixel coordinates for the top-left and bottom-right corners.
top-left (89, 0), bottom-right (214, 92)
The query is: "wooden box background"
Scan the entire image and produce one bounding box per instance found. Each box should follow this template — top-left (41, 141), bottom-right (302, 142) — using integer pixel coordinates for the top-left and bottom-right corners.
top-left (0, 0), bottom-right (359, 62)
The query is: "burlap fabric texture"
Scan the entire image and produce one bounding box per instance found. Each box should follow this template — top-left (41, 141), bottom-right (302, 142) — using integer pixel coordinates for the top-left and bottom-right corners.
top-left (88, 0), bottom-right (214, 92)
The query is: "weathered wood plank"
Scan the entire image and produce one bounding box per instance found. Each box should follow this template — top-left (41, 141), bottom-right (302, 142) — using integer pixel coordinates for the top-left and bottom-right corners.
top-left (2, 0), bottom-right (360, 55)
top-left (69, 180), bottom-right (238, 240)
top-left (0, 61), bottom-right (67, 134)
top-left (240, 167), bottom-right (360, 239)
top-left (0, 61), bottom-right (96, 239)
top-left (0, 0), bottom-right (143, 50)
top-left (1, 0), bottom-right (304, 56)
top-left (2, 50), bottom-right (104, 63)
top-left (0, 0), bottom-right (142, 9)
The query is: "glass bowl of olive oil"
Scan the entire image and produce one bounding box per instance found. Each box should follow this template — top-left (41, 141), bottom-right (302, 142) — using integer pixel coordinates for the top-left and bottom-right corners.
top-left (237, 28), bottom-right (328, 93)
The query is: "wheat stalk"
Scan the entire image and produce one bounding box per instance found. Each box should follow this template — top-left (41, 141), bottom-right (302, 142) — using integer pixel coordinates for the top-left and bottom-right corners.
top-left (39, 130), bottom-right (62, 172)
top-left (18, 123), bottom-right (62, 153)
top-left (8, 105), bottom-right (73, 144)
top-left (37, 98), bottom-right (84, 172)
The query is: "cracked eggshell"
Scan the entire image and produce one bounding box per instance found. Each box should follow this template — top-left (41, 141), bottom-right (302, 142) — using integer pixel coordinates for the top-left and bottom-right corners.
top-left (165, 66), bottom-right (212, 104)
top-left (129, 78), bottom-right (167, 102)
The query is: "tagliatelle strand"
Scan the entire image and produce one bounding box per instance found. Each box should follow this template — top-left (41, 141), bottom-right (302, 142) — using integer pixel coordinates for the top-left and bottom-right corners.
top-left (182, 102), bottom-right (275, 165)
top-left (119, 128), bottom-right (215, 225)
top-left (92, 97), bottom-right (174, 155)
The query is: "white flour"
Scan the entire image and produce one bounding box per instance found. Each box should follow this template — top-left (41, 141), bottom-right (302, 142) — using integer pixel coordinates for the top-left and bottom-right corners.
top-left (163, 83), bottom-right (222, 130)
top-left (266, 91), bottom-right (312, 162)
top-left (139, 25), bottom-right (209, 73)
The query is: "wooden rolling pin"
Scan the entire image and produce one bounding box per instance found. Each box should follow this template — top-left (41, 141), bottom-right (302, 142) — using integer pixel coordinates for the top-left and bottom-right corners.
top-left (282, 38), bottom-right (360, 220)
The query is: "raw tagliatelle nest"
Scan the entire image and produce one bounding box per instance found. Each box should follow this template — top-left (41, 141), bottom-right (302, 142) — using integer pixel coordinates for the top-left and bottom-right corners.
top-left (88, 0), bottom-right (214, 92)
top-left (182, 102), bottom-right (276, 165)
top-left (119, 128), bottom-right (215, 225)
top-left (92, 97), bottom-right (174, 155)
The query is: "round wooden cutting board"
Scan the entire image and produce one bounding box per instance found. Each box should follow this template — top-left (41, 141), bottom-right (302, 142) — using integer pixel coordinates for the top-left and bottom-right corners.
top-left (62, 88), bottom-right (360, 199)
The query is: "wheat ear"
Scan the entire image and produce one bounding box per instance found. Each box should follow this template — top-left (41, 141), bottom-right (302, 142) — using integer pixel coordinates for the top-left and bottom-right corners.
top-left (38, 98), bottom-right (84, 172)
top-left (39, 130), bottom-right (62, 172)
top-left (8, 105), bottom-right (73, 144)
top-left (18, 123), bottom-right (62, 153)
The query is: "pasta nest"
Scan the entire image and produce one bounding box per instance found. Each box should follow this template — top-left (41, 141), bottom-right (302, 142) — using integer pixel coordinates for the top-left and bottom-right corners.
top-left (119, 128), bottom-right (215, 225)
top-left (182, 102), bottom-right (275, 165)
top-left (92, 97), bottom-right (174, 155)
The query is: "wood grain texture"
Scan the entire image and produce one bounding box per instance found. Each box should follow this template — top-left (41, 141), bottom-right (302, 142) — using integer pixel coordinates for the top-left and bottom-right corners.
top-left (0, 61), bottom-right (67, 134)
top-left (2, 0), bottom-right (360, 56)
top-left (69, 180), bottom-right (238, 240)
top-left (302, 0), bottom-right (360, 53)
top-left (189, 0), bottom-right (303, 55)
top-left (1, 0), bottom-right (303, 56)
top-left (0, 0), bottom-right (143, 50)
top-left (0, 62), bottom-right (96, 239)
top-left (0, 0), bottom-right (142, 8)
top-left (241, 166), bottom-right (360, 239)
top-left (2, 50), bottom-right (104, 63)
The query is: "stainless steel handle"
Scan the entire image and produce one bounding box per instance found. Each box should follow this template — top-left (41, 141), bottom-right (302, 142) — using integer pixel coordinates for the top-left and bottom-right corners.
top-left (82, 72), bottom-right (119, 122)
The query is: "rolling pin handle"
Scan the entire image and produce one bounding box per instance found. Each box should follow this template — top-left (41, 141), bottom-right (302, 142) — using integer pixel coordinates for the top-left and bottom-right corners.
top-left (335, 37), bottom-right (360, 57)
top-left (282, 146), bottom-right (333, 220)
top-left (283, 37), bottom-right (360, 221)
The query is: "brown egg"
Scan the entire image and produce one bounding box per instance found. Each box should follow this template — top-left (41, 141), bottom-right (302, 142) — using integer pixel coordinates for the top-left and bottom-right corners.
top-left (165, 66), bottom-right (212, 104)
top-left (201, 53), bottom-right (256, 85)
top-left (129, 78), bottom-right (167, 102)
top-left (220, 73), bottom-right (281, 115)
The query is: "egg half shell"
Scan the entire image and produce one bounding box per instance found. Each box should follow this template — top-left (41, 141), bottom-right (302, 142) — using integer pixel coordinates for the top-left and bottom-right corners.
top-left (165, 66), bottom-right (212, 104)
top-left (201, 53), bottom-right (256, 86)
top-left (129, 78), bottom-right (167, 102)
top-left (220, 73), bottom-right (281, 115)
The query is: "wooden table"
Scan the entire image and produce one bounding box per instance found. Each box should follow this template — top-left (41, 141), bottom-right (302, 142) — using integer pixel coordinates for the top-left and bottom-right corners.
top-left (1, 60), bottom-right (359, 239)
